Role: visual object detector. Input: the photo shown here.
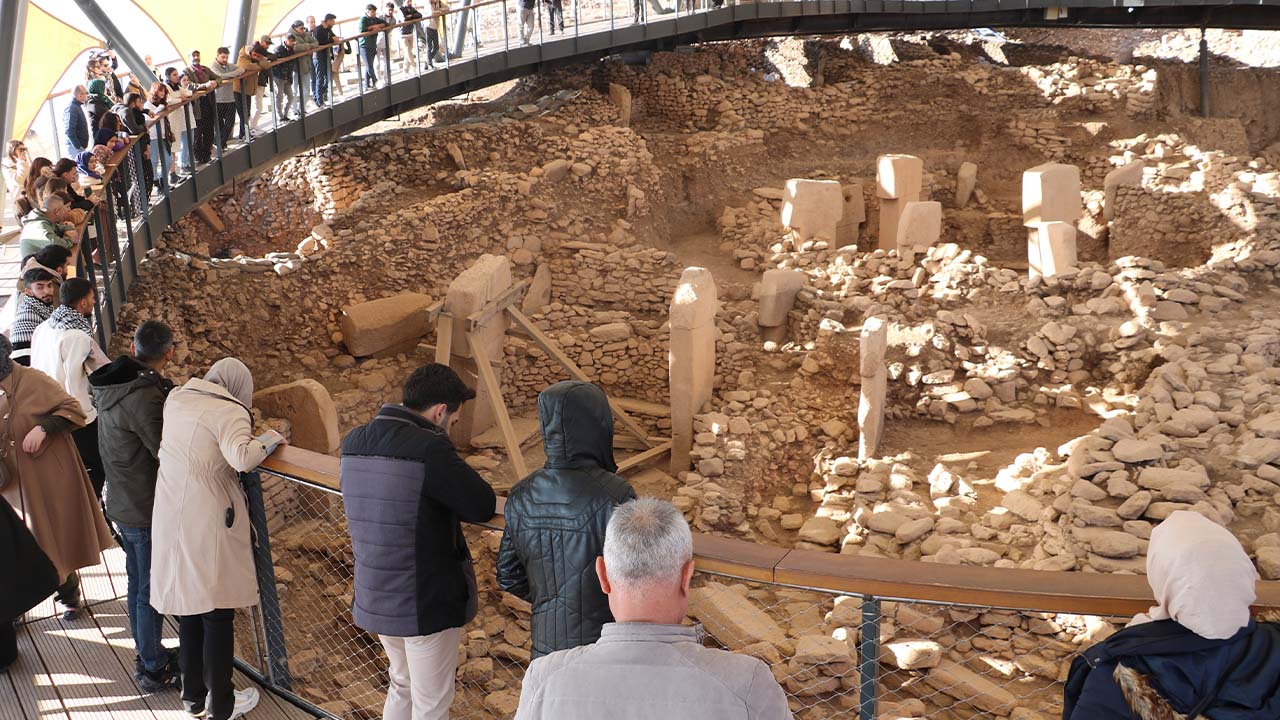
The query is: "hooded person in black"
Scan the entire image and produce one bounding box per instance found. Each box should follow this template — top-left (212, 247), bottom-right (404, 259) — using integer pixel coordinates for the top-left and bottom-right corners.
top-left (497, 381), bottom-right (636, 659)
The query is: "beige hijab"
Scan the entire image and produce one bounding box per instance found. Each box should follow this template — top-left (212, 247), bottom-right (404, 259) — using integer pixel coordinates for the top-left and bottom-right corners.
top-left (205, 357), bottom-right (254, 407)
top-left (1128, 510), bottom-right (1258, 640)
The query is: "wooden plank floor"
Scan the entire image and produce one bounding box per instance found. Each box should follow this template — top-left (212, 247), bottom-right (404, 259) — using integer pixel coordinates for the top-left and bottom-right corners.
top-left (24, 547), bottom-right (127, 624)
top-left (9, 599), bottom-right (316, 720)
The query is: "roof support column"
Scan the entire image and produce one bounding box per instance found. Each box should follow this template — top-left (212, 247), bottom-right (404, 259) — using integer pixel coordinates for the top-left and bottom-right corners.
top-left (233, 0), bottom-right (261, 52)
top-left (0, 0), bottom-right (28, 222)
top-left (1198, 27), bottom-right (1210, 118)
top-left (70, 0), bottom-right (155, 83)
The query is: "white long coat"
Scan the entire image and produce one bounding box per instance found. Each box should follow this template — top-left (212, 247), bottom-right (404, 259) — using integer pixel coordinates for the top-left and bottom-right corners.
top-left (150, 377), bottom-right (271, 616)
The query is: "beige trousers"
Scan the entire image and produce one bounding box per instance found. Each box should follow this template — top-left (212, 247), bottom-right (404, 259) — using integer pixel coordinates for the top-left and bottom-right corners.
top-left (379, 627), bottom-right (464, 720)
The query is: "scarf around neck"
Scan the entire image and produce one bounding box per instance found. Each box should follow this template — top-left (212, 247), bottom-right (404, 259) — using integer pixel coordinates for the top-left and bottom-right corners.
top-left (47, 303), bottom-right (95, 337)
top-left (12, 293), bottom-right (54, 345)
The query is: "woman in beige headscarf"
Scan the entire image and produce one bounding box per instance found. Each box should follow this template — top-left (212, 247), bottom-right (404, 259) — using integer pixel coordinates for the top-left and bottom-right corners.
top-left (1064, 510), bottom-right (1280, 720)
top-left (150, 358), bottom-right (284, 720)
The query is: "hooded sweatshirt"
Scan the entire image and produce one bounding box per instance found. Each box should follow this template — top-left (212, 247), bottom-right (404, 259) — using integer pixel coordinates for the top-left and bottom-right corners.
top-left (88, 355), bottom-right (173, 527)
top-left (496, 380), bottom-right (636, 659)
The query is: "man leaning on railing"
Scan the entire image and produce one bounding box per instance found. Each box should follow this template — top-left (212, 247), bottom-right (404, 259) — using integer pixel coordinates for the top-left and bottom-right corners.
top-left (514, 498), bottom-right (793, 720)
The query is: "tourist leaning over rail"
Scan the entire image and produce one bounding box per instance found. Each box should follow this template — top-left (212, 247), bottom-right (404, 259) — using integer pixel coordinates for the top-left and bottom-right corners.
top-left (0, 333), bottom-right (115, 623)
top-left (150, 357), bottom-right (285, 720)
top-left (340, 362), bottom-right (497, 720)
top-left (272, 35), bottom-right (301, 123)
top-left (359, 4), bottom-right (388, 89)
top-left (1063, 510), bottom-right (1280, 720)
top-left (235, 44), bottom-right (271, 140)
top-left (31, 278), bottom-right (110, 499)
top-left (514, 497), bottom-right (793, 720)
top-left (18, 192), bottom-right (79, 261)
top-left (88, 321), bottom-right (178, 694)
top-left (312, 15), bottom-right (341, 105)
top-left (497, 380), bottom-right (636, 659)
top-left (287, 21), bottom-right (320, 112)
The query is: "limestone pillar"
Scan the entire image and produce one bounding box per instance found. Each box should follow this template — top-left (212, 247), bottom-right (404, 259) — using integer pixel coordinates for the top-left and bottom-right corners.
top-left (1027, 222), bottom-right (1079, 279)
top-left (858, 317), bottom-right (888, 460)
top-left (836, 181), bottom-right (866, 246)
top-left (608, 83), bottom-right (632, 127)
top-left (876, 154), bottom-right (923, 251)
top-left (1103, 161), bottom-right (1144, 221)
top-left (955, 161), bottom-right (977, 207)
top-left (757, 268), bottom-right (804, 342)
top-left (781, 179), bottom-right (844, 242)
top-left (895, 200), bottom-right (942, 258)
top-left (443, 254), bottom-right (513, 446)
top-left (669, 267), bottom-right (718, 473)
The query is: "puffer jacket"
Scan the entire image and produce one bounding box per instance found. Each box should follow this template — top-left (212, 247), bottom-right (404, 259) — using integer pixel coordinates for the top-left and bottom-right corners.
top-left (1063, 619), bottom-right (1280, 720)
top-left (497, 381), bottom-right (636, 659)
top-left (88, 355), bottom-right (173, 528)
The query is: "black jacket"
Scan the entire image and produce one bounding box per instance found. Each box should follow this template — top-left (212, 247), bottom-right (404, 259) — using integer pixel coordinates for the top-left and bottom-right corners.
top-left (1063, 619), bottom-right (1280, 720)
top-left (0, 497), bottom-right (59, 625)
top-left (88, 355), bottom-right (173, 528)
top-left (341, 404), bottom-right (496, 637)
top-left (496, 381), bottom-right (636, 659)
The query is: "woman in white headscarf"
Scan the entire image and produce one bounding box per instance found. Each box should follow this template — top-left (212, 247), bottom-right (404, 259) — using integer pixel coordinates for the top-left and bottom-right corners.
top-left (150, 358), bottom-right (284, 720)
top-left (1063, 510), bottom-right (1280, 720)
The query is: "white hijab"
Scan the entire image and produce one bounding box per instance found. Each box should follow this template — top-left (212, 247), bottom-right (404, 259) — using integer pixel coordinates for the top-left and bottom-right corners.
top-left (1128, 510), bottom-right (1258, 640)
top-left (205, 357), bottom-right (254, 408)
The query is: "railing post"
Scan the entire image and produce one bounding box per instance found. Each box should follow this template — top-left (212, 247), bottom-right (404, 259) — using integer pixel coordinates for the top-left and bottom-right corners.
top-left (241, 469), bottom-right (292, 690)
top-left (858, 596), bottom-right (880, 720)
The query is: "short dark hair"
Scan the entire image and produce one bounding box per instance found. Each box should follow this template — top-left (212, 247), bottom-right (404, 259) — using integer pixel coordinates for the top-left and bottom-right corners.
top-left (324, 12), bottom-right (337, 20)
top-left (402, 363), bottom-right (476, 413)
top-left (60, 277), bottom-right (94, 307)
top-left (217, 46), bottom-right (230, 55)
top-left (52, 158), bottom-right (77, 176)
top-left (134, 320), bottom-right (174, 363)
top-left (22, 268), bottom-right (57, 285)
top-left (34, 244), bottom-right (72, 270)
top-left (165, 66), bottom-right (178, 78)
top-left (124, 92), bottom-right (142, 107)
top-left (366, 3), bottom-right (378, 10)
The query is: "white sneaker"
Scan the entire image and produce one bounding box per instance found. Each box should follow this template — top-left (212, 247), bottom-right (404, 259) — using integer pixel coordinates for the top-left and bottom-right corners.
top-left (228, 687), bottom-right (259, 719)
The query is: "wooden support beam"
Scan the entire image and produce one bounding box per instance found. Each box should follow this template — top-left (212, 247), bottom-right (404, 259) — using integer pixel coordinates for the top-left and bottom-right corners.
top-left (466, 278), bottom-right (531, 333)
top-left (468, 331), bottom-right (529, 479)
top-left (617, 440), bottom-right (673, 474)
top-left (434, 310), bottom-right (453, 365)
top-left (506, 307), bottom-right (654, 449)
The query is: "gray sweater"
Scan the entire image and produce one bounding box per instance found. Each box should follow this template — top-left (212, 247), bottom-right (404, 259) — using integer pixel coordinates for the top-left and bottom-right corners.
top-left (515, 623), bottom-right (793, 720)
top-left (208, 60), bottom-right (244, 102)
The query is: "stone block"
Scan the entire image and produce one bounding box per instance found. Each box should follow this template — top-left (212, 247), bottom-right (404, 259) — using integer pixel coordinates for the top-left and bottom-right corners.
top-left (253, 379), bottom-right (340, 454)
top-left (1103, 161), bottom-right (1144, 221)
top-left (339, 292), bottom-right (434, 357)
top-left (858, 317), bottom-right (888, 459)
top-left (781, 179), bottom-right (844, 241)
top-left (1027, 222), bottom-right (1078, 279)
top-left (670, 268), bottom-right (718, 472)
top-left (955, 161), bottom-right (978, 207)
top-left (895, 200), bottom-right (942, 255)
top-left (521, 264), bottom-right (552, 314)
top-left (444, 255), bottom-right (513, 445)
top-left (923, 660), bottom-right (1018, 716)
top-left (1022, 162), bottom-right (1081, 226)
top-left (876, 154), bottom-right (923, 200)
top-left (689, 584), bottom-right (787, 650)
top-left (878, 197), bottom-right (903, 252)
top-left (608, 83), bottom-right (632, 126)
top-left (881, 639), bottom-right (942, 670)
top-left (757, 269), bottom-right (805, 328)
top-left (836, 181), bottom-right (865, 245)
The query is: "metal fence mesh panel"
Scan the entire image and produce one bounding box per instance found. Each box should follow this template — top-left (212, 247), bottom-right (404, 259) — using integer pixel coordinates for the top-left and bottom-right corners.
top-left (249, 471), bottom-right (1131, 719)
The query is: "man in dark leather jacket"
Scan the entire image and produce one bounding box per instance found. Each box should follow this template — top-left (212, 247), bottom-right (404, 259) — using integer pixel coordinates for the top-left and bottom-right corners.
top-left (497, 381), bottom-right (636, 659)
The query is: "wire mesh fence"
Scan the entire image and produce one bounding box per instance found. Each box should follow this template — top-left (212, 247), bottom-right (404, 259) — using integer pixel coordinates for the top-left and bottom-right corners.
top-left (245, 469), bottom-right (1129, 720)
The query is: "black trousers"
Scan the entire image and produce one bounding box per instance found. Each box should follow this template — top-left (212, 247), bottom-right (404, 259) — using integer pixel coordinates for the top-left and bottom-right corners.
top-left (426, 28), bottom-right (441, 64)
top-left (544, 0), bottom-right (564, 31)
top-left (0, 621), bottom-right (14, 670)
top-left (216, 102), bottom-right (236, 147)
top-left (179, 609), bottom-right (236, 720)
top-left (234, 92), bottom-right (252, 138)
top-left (71, 421), bottom-right (104, 501)
top-left (193, 117), bottom-right (214, 163)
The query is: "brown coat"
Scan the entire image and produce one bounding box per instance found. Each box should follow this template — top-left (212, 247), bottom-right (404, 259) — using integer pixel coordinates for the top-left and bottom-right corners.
top-left (0, 364), bottom-right (114, 579)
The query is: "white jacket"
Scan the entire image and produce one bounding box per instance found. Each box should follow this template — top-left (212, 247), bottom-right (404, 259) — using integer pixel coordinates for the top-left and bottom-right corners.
top-left (30, 322), bottom-right (109, 423)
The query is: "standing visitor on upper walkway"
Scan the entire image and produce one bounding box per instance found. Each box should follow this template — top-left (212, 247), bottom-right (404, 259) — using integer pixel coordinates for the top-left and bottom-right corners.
top-left (514, 497), bottom-right (794, 720)
top-left (497, 380), bottom-right (636, 659)
top-left (340, 363), bottom-right (497, 720)
top-left (1063, 510), bottom-right (1280, 720)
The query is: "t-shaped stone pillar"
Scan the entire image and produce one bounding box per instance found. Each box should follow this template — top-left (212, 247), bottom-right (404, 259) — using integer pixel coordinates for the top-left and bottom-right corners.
top-left (443, 253), bottom-right (513, 446)
top-left (1027, 222), bottom-right (1079, 279)
top-left (1022, 163), bottom-right (1082, 279)
top-left (876, 154), bottom-right (923, 252)
top-left (669, 267), bottom-right (718, 473)
top-left (781, 179), bottom-right (844, 242)
top-left (756, 268), bottom-right (805, 342)
top-left (858, 317), bottom-right (888, 460)
top-left (895, 200), bottom-right (942, 259)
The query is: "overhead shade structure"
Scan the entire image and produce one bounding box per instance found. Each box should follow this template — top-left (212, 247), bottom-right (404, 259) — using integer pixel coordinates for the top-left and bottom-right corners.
top-left (133, 0), bottom-right (230, 60)
top-left (256, 0), bottom-right (306, 36)
top-left (14, 2), bottom-right (102, 139)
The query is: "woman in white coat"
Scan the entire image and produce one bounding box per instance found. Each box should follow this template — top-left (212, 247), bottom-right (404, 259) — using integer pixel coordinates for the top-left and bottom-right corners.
top-left (150, 358), bottom-right (283, 720)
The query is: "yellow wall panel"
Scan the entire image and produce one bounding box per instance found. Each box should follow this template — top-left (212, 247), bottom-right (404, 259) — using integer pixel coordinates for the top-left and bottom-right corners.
top-left (14, 3), bottom-right (102, 138)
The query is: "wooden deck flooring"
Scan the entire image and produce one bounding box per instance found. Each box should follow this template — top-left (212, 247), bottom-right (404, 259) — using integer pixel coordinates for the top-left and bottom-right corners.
top-left (6, 549), bottom-right (315, 720)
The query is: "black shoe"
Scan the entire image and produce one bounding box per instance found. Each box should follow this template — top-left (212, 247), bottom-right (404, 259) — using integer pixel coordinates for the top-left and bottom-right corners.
top-left (135, 664), bottom-right (178, 694)
top-left (61, 604), bottom-right (83, 621)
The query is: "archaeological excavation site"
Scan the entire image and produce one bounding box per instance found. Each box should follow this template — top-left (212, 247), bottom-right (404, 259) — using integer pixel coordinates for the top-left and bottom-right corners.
top-left (111, 27), bottom-right (1280, 720)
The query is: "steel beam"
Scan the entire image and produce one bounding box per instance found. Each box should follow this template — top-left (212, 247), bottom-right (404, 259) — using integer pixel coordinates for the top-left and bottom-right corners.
top-left (0, 0), bottom-right (27, 220)
top-left (1199, 27), bottom-right (1210, 118)
top-left (234, 0), bottom-right (261, 52)
top-left (70, 0), bottom-right (155, 83)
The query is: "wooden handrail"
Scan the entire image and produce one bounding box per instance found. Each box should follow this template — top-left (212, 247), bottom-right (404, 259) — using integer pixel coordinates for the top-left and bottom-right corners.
top-left (258, 446), bottom-right (1280, 616)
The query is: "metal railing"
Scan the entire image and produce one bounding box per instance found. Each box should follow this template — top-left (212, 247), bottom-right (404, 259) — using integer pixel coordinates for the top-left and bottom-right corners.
top-left (235, 447), bottom-right (1280, 719)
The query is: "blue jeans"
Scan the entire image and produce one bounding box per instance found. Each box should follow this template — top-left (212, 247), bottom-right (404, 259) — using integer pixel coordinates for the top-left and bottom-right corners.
top-left (117, 524), bottom-right (166, 673)
top-left (312, 54), bottom-right (329, 105)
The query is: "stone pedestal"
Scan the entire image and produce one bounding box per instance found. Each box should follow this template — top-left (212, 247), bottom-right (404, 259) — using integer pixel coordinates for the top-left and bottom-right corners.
top-left (1027, 222), bottom-right (1079, 278)
top-left (895, 200), bottom-right (942, 257)
top-left (669, 267), bottom-right (718, 473)
top-left (757, 268), bottom-right (805, 333)
top-left (858, 317), bottom-right (888, 460)
top-left (781, 179), bottom-right (844, 241)
top-left (444, 254), bottom-right (513, 446)
top-left (876, 154), bottom-right (923, 251)
top-left (1022, 162), bottom-right (1082, 226)
top-left (955, 162), bottom-right (977, 207)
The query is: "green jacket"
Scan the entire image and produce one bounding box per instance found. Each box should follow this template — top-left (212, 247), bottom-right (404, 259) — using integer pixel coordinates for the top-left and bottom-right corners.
top-left (88, 355), bottom-right (174, 528)
top-left (18, 209), bottom-right (75, 259)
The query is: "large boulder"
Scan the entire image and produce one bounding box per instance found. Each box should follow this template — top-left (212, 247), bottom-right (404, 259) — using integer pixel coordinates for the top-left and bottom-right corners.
top-left (340, 293), bottom-right (434, 357)
top-left (253, 379), bottom-right (340, 453)
top-left (688, 583), bottom-right (787, 650)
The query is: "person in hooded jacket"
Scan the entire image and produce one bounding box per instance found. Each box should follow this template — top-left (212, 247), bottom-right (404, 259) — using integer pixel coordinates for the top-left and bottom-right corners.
top-left (150, 358), bottom-right (284, 720)
top-left (88, 320), bottom-right (177, 693)
top-left (1063, 510), bottom-right (1280, 720)
top-left (497, 381), bottom-right (636, 659)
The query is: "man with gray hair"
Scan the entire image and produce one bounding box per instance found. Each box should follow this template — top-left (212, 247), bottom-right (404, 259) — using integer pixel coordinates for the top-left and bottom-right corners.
top-left (514, 497), bottom-right (793, 720)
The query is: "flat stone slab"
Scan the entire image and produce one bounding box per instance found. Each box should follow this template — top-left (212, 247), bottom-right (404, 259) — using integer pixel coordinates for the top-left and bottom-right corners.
top-left (471, 416), bottom-right (542, 450)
